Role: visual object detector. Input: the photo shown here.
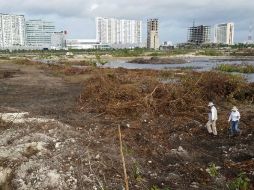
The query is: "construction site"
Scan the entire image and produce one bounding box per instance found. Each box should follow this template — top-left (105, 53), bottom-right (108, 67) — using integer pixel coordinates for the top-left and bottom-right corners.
top-left (0, 57), bottom-right (253, 190)
top-left (187, 25), bottom-right (211, 45)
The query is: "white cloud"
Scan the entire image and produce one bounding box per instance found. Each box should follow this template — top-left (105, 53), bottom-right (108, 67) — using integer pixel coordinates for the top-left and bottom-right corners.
top-left (90, 3), bottom-right (99, 12)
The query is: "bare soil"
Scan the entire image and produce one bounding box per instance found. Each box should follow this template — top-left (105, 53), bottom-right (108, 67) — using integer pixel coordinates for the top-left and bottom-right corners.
top-left (0, 60), bottom-right (253, 190)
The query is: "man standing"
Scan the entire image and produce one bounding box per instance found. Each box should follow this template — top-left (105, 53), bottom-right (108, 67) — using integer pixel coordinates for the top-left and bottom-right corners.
top-left (206, 102), bottom-right (218, 136)
top-left (228, 106), bottom-right (241, 136)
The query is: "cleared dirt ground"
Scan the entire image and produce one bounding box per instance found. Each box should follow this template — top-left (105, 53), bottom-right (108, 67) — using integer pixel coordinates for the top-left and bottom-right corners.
top-left (0, 60), bottom-right (253, 190)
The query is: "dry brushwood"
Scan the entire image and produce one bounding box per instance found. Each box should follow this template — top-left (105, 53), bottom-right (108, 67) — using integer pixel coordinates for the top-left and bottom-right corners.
top-left (79, 70), bottom-right (254, 120)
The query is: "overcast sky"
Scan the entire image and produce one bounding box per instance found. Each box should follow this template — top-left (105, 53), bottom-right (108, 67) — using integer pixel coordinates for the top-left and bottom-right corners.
top-left (1, 0), bottom-right (254, 44)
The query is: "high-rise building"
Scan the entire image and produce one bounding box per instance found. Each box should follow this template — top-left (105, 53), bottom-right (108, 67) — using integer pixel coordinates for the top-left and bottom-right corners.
top-left (214, 23), bottom-right (234, 45)
top-left (26, 20), bottom-right (55, 48)
top-left (147, 19), bottom-right (159, 49)
top-left (96, 17), bottom-right (142, 48)
top-left (0, 13), bottom-right (25, 49)
top-left (246, 23), bottom-right (253, 44)
top-left (51, 31), bottom-right (67, 50)
top-left (188, 25), bottom-right (211, 45)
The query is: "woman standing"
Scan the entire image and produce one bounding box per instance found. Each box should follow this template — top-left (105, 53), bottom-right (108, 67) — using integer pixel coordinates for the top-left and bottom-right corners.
top-left (228, 106), bottom-right (241, 136)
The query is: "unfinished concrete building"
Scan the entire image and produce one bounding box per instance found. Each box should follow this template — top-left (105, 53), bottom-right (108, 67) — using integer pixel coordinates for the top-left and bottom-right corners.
top-left (147, 19), bottom-right (159, 49)
top-left (187, 25), bottom-right (211, 45)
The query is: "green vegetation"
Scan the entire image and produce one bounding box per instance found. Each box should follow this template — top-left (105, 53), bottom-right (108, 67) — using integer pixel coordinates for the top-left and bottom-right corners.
top-left (95, 54), bottom-right (107, 65)
top-left (227, 173), bottom-right (250, 190)
top-left (196, 49), bottom-right (223, 56)
top-left (133, 162), bottom-right (142, 182)
top-left (206, 163), bottom-right (219, 177)
top-left (88, 59), bottom-right (97, 67)
top-left (59, 59), bottom-right (97, 67)
top-left (123, 144), bottom-right (134, 155)
top-left (111, 48), bottom-right (146, 57)
top-left (148, 49), bottom-right (194, 56)
top-left (217, 64), bottom-right (254, 73)
top-left (231, 48), bottom-right (254, 56)
top-left (231, 43), bottom-right (254, 49)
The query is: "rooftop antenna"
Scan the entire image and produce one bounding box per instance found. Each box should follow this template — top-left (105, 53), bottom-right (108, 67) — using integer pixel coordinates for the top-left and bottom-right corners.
top-left (248, 22), bottom-right (253, 43)
top-left (193, 19), bottom-right (195, 27)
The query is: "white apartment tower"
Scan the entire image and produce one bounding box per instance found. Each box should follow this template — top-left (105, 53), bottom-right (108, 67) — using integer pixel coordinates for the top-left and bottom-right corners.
top-left (214, 23), bottom-right (234, 45)
top-left (0, 13), bottom-right (25, 49)
top-left (147, 19), bottom-right (159, 49)
top-left (96, 17), bottom-right (142, 48)
top-left (26, 20), bottom-right (55, 48)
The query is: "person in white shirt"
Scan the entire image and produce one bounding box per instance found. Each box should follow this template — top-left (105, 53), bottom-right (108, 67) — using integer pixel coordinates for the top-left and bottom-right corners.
top-left (206, 102), bottom-right (218, 136)
top-left (228, 106), bottom-right (241, 136)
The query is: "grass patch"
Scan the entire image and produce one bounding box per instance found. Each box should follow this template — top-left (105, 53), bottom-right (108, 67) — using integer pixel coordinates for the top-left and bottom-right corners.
top-left (129, 57), bottom-right (186, 64)
top-left (0, 56), bottom-right (10, 60)
top-left (196, 49), bottom-right (223, 56)
top-left (231, 49), bottom-right (254, 56)
top-left (95, 54), bottom-right (107, 65)
top-left (111, 49), bottom-right (146, 57)
top-left (217, 64), bottom-right (254, 73)
top-left (147, 49), bottom-right (194, 56)
top-left (227, 172), bottom-right (250, 190)
top-left (13, 58), bottom-right (39, 65)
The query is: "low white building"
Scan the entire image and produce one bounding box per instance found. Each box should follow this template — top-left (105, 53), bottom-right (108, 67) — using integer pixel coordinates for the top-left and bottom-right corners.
top-left (66, 39), bottom-right (110, 50)
top-left (51, 31), bottom-right (67, 50)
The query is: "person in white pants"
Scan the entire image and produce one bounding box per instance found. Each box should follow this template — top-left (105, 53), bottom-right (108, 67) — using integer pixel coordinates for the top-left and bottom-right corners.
top-left (206, 102), bottom-right (218, 136)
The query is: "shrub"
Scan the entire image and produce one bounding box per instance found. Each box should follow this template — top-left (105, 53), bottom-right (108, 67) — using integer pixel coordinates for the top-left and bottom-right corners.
top-left (196, 49), bottom-right (223, 56)
top-left (183, 71), bottom-right (248, 101)
top-left (206, 163), bottom-right (219, 177)
top-left (217, 64), bottom-right (254, 73)
top-left (227, 173), bottom-right (250, 190)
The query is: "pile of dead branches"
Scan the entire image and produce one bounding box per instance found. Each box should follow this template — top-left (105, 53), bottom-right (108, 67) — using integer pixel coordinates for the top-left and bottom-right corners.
top-left (63, 67), bottom-right (88, 75)
top-left (79, 69), bottom-right (254, 119)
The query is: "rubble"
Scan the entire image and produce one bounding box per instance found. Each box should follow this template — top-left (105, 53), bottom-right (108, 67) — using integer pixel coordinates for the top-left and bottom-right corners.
top-left (0, 167), bottom-right (12, 188)
top-left (0, 112), bottom-right (95, 190)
